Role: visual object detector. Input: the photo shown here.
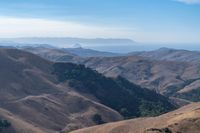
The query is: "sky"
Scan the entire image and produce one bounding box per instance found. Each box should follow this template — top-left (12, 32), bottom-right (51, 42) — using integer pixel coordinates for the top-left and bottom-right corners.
top-left (0, 0), bottom-right (200, 44)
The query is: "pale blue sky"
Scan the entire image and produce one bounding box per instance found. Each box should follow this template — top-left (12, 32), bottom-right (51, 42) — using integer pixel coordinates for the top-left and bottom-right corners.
top-left (0, 0), bottom-right (200, 43)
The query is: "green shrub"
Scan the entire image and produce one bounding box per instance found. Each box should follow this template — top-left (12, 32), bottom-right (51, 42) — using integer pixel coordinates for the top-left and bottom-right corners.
top-left (0, 119), bottom-right (11, 132)
top-left (92, 114), bottom-right (105, 124)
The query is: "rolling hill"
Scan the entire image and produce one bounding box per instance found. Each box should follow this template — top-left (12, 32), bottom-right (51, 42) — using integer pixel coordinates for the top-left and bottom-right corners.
top-left (71, 102), bottom-right (200, 133)
top-left (0, 48), bottom-right (175, 133)
top-left (20, 46), bottom-right (200, 105)
top-left (130, 47), bottom-right (200, 62)
top-left (22, 46), bottom-right (83, 63)
top-left (0, 49), bottom-right (122, 133)
top-left (62, 47), bottom-right (120, 57)
top-left (18, 46), bottom-right (200, 105)
top-left (83, 55), bottom-right (200, 104)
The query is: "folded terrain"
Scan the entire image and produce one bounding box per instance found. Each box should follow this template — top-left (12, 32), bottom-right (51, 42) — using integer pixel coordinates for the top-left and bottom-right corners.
top-left (0, 48), bottom-right (174, 133)
top-left (83, 55), bottom-right (200, 104)
top-left (71, 102), bottom-right (200, 133)
top-left (21, 46), bottom-right (200, 104)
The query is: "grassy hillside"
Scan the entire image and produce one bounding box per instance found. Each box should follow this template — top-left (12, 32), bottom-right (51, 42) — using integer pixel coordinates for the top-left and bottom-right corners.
top-left (84, 56), bottom-right (200, 105)
top-left (53, 63), bottom-right (175, 118)
top-left (71, 102), bottom-right (200, 133)
top-left (0, 49), bottom-right (123, 133)
top-left (23, 47), bottom-right (200, 105)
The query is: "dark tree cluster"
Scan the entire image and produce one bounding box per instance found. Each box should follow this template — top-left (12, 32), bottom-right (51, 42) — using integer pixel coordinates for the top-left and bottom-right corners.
top-left (53, 63), bottom-right (175, 118)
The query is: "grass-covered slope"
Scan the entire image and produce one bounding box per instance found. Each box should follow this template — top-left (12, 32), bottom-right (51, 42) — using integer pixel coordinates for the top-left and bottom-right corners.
top-left (0, 49), bottom-right (123, 133)
top-left (71, 102), bottom-right (200, 133)
top-left (53, 63), bottom-right (175, 118)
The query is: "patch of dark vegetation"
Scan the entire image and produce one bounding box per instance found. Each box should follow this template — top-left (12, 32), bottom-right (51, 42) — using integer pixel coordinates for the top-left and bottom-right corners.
top-left (92, 114), bottom-right (105, 125)
top-left (53, 63), bottom-right (175, 118)
top-left (146, 128), bottom-right (163, 132)
top-left (146, 127), bottom-right (172, 133)
top-left (0, 119), bottom-right (11, 132)
top-left (162, 128), bottom-right (172, 133)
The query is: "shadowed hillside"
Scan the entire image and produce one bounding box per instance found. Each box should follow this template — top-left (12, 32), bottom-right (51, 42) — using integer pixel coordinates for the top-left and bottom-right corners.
top-left (83, 56), bottom-right (200, 105)
top-left (53, 63), bottom-right (175, 118)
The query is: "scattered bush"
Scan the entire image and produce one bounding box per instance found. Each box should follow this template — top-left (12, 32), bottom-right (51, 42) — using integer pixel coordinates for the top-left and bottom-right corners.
top-left (0, 119), bottom-right (11, 132)
top-left (92, 114), bottom-right (105, 124)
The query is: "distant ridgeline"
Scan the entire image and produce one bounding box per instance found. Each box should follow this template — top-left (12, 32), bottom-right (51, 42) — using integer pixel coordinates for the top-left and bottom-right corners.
top-left (53, 63), bottom-right (175, 118)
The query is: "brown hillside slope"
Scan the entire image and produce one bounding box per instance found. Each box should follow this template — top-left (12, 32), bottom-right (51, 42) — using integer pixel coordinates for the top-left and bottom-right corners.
top-left (0, 49), bottom-right (122, 133)
top-left (130, 47), bottom-right (200, 62)
top-left (84, 56), bottom-right (200, 101)
top-left (71, 102), bottom-right (200, 133)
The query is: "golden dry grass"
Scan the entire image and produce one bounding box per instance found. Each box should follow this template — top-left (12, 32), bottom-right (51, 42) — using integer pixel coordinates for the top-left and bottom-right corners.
top-left (71, 102), bottom-right (200, 133)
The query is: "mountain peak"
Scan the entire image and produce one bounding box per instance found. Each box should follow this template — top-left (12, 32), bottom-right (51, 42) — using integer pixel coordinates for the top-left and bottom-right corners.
top-left (72, 43), bottom-right (82, 48)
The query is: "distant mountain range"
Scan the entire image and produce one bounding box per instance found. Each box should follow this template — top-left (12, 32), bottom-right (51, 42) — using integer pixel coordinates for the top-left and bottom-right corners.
top-left (22, 45), bottom-right (120, 58)
top-left (62, 47), bottom-right (120, 57)
top-left (0, 37), bottom-right (136, 48)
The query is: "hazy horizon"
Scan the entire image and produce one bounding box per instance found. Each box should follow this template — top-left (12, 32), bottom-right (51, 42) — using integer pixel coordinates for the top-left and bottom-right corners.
top-left (1, 37), bottom-right (200, 53)
top-left (0, 0), bottom-right (200, 45)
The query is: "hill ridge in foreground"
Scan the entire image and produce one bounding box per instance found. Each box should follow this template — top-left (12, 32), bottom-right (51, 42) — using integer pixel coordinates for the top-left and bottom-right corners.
top-left (71, 102), bottom-right (200, 133)
top-left (0, 48), bottom-right (122, 133)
